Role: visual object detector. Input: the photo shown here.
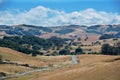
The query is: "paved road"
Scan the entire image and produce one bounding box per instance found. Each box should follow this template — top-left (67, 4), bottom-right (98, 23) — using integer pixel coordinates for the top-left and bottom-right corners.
top-left (0, 55), bottom-right (79, 80)
top-left (71, 55), bottom-right (79, 64)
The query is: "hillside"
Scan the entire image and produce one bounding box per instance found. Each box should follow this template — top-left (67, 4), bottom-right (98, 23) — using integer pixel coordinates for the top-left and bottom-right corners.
top-left (0, 24), bottom-right (120, 40)
top-left (0, 47), bottom-right (71, 76)
top-left (7, 55), bottom-right (120, 80)
top-left (0, 24), bottom-right (120, 80)
top-left (1, 24), bottom-right (120, 54)
top-left (1, 35), bottom-right (120, 55)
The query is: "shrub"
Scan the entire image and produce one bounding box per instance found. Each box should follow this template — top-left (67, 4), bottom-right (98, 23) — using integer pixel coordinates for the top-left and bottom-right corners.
top-left (75, 47), bottom-right (83, 54)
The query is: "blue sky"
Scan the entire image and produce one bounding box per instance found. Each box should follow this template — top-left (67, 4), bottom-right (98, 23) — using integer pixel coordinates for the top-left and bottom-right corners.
top-left (0, 0), bottom-right (120, 13)
top-left (0, 0), bottom-right (120, 26)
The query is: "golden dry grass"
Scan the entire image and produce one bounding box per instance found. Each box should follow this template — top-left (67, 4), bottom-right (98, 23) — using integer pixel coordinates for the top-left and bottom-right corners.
top-left (0, 47), bottom-right (71, 75)
top-left (0, 64), bottom-right (32, 74)
top-left (8, 55), bottom-right (120, 80)
top-left (0, 47), bottom-right (46, 67)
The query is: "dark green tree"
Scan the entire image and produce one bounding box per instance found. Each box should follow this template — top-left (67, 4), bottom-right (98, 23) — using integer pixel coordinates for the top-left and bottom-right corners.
top-left (101, 44), bottom-right (111, 55)
top-left (59, 49), bottom-right (70, 55)
top-left (75, 47), bottom-right (83, 54)
top-left (77, 37), bottom-right (81, 41)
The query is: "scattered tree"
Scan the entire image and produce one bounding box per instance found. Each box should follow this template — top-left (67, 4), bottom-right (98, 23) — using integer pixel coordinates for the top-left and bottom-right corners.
top-left (59, 49), bottom-right (70, 55)
top-left (75, 46), bottom-right (83, 54)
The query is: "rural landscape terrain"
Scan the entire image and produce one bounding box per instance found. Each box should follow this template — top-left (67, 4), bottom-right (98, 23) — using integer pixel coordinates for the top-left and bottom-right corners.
top-left (0, 24), bottom-right (120, 80)
top-left (0, 0), bottom-right (120, 80)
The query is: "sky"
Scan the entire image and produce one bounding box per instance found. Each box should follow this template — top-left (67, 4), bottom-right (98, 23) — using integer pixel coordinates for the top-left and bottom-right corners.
top-left (0, 0), bottom-right (120, 26)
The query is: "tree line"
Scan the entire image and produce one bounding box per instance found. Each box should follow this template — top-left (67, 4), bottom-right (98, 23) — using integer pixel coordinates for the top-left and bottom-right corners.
top-left (0, 36), bottom-right (120, 56)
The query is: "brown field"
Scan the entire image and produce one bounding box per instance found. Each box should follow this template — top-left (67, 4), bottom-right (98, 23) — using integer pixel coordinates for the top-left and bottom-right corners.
top-left (8, 55), bottom-right (120, 80)
top-left (0, 47), bottom-right (71, 75)
top-left (0, 64), bottom-right (32, 74)
top-left (0, 47), bottom-right (46, 67)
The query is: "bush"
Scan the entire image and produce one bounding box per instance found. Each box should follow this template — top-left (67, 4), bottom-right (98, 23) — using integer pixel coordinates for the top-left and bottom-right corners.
top-left (75, 47), bottom-right (83, 54)
top-left (70, 52), bottom-right (75, 55)
top-left (59, 49), bottom-right (70, 55)
top-left (51, 51), bottom-right (59, 56)
top-left (0, 72), bottom-right (6, 77)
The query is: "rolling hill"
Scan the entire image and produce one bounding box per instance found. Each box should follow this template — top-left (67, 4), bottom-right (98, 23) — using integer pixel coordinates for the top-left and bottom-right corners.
top-left (0, 24), bottom-right (120, 80)
top-left (7, 55), bottom-right (120, 80)
top-left (0, 24), bottom-right (120, 40)
top-left (0, 47), bottom-right (71, 76)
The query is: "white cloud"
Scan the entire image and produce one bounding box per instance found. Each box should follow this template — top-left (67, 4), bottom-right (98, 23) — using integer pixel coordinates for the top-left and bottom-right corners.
top-left (0, 6), bottom-right (120, 26)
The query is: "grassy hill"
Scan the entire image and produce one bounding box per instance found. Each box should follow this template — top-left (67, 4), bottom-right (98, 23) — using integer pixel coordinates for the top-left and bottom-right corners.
top-left (7, 55), bottom-right (120, 80)
top-left (0, 47), bottom-right (46, 75)
top-left (0, 47), bottom-right (46, 66)
top-left (0, 47), bottom-right (71, 76)
top-left (1, 24), bottom-right (120, 39)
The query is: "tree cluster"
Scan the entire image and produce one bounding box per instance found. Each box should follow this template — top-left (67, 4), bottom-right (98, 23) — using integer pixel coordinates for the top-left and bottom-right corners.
top-left (0, 36), bottom-right (66, 56)
top-left (101, 43), bottom-right (120, 55)
top-left (57, 47), bottom-right (83, 55)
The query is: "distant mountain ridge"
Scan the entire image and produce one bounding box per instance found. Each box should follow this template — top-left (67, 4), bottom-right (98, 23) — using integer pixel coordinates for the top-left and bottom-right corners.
top-left (0, 24), bottom-right (120, 39)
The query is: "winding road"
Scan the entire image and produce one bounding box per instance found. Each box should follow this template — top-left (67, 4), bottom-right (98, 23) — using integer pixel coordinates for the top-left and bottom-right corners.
top-left (0, 55), bottom-right (79, 80)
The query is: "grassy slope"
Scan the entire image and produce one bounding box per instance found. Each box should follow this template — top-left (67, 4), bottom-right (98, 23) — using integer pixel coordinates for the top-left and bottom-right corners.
top-left (8, 55), bottom-right (120, 80)
top-left (0, 47), bottom-right (71, 75)
top-left (0, 47), bottom-right (119, 80)
top-left (0, 47), bottom-right (46, 67)
top-left (0, 47), bottom-right (47, 74)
